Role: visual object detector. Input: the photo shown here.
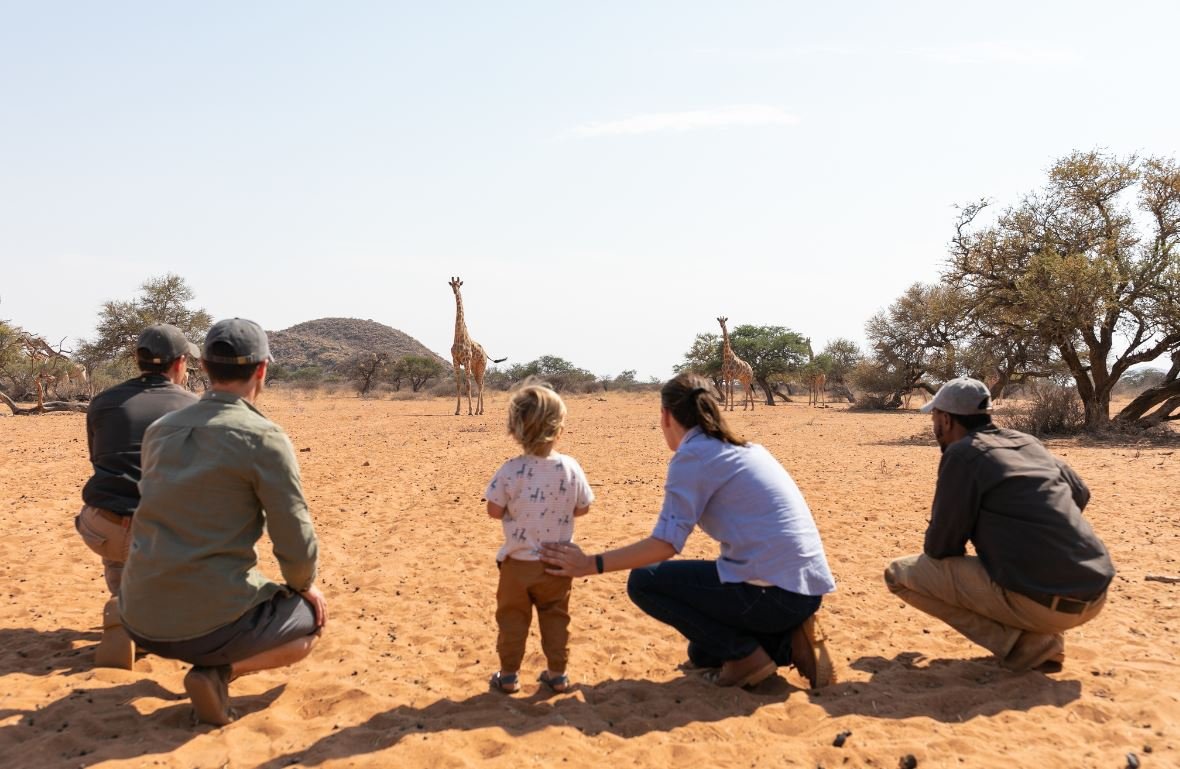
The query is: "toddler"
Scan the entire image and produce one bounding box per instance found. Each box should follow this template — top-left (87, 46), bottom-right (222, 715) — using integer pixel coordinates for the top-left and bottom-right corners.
top-left (484, 383), bottom-right (593, 693)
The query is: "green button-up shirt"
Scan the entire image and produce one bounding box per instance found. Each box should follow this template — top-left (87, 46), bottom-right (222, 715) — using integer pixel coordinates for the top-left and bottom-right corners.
top-left (120, 391), bottom-right (318, 641)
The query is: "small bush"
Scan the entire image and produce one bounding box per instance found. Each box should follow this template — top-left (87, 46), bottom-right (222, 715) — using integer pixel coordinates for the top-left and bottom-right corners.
top-left (1004, 383), bottom-right (1084, 436)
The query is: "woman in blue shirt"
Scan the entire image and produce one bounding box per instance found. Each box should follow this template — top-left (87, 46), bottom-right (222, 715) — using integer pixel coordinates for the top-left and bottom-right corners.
top-left (541, 372), bottom-right (836, 689)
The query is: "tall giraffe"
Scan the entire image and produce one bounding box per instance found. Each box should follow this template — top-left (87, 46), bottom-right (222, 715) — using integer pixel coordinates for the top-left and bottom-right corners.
top-left (806, 337), bottom-right (827, 408)
top-left (449, 277), bottom-right (505, 416)
top-left (717, 317), bottom-right (755, 411)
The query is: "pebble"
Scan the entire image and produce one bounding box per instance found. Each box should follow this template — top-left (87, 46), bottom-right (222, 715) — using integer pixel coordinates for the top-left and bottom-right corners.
top-left (899, 755), bottom-right (918, 769)
top-left (833, 729), bottom-right (852, 748)
top-left (1126, 753), bottom-right (1140, 769)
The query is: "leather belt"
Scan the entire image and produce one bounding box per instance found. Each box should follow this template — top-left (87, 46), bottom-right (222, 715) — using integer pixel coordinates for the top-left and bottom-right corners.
top-left (1022, 589), bottom-right (1102, 615)
top-left (92, 507), bottom-right (132, 529)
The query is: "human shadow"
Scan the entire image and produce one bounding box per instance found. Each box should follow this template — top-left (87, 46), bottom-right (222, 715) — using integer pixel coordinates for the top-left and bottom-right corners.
top-left (808, 653), bottom-right (1082, 722)
top-left (0, 677), bottom-right (285, 764)
top-left (252, 672), bottom-right (800, 769)
top-left (0, 627), bottom-right (102, 677)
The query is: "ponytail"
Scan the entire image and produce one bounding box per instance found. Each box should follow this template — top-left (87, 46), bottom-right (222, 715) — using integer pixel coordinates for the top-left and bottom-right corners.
top-left (661, 372), bottom-right (747, 446)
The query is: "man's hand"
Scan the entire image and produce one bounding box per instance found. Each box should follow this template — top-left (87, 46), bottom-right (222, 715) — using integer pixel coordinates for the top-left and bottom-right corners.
top-left (300, 585), bottom-right (329, 628)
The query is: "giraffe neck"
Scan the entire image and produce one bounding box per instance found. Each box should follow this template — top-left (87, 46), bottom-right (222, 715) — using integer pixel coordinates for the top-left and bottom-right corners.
top-left (453, 293), bottom-right (468, 343)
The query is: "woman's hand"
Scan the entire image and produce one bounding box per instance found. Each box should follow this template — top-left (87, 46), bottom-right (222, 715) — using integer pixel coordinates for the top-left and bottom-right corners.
top-left (539, 541), bottom-right (595, 577)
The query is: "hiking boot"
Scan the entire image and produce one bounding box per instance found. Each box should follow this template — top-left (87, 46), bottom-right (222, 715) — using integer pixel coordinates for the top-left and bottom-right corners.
top-left (95, 598), bottom-right (135, 670)
top-left (790, 614), bottom-right (836, 689)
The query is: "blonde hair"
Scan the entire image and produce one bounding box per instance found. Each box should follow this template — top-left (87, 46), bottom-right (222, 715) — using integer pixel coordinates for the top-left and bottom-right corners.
top-left (507, 381), bottom-right (567, 456)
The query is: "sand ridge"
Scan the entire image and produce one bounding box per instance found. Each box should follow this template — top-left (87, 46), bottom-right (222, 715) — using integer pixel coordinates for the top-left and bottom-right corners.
top-left (0, 391), bottom-right (1176, 768)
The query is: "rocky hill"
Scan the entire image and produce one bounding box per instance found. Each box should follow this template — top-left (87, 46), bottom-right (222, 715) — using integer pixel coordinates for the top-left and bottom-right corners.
top-left (268, 318), bottom-right (448, 372)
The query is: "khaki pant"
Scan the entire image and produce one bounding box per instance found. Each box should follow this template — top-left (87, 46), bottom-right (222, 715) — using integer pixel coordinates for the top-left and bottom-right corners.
top-left (885, 553), bottom-right (1106, 670)
top-left (496, 558), bottom-right (572, 673)
top-left (75, 505), bottom-right (133, 596)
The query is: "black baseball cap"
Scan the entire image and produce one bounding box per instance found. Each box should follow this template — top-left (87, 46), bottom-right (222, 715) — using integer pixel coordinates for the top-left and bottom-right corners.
top-left (202, 318), bottom-right (272, 365)
top-left (137, 324), bottom-right (200, 365)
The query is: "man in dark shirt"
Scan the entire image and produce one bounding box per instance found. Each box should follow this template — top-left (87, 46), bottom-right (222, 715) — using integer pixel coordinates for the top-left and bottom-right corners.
top-left (76, 324), bottom-right (199, 668)
top-left (884, 377), bottom-right (1114, 672)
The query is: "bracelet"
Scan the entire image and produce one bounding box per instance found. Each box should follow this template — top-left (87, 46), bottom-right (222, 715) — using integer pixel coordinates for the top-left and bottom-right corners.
top-left (595, 554), bottom-right (605, 574)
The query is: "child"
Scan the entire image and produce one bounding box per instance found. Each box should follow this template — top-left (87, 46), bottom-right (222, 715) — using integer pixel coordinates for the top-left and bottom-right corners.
top-left (484, 383), bottom-right (593, 694)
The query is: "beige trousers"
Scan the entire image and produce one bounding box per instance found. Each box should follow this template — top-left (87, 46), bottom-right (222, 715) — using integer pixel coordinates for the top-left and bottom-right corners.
top-left (75, 505), bottom-right (133, 596)
top-left (885, 553), bottom-right (1106, 670)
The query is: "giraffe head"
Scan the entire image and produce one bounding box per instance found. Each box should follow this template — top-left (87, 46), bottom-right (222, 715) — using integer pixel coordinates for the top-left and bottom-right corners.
top-left (449, 277), bottom-right (463, 295)
top-left (717, 316), bottom-right (728, 330)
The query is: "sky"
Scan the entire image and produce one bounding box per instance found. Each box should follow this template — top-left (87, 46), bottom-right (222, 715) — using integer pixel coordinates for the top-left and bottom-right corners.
top-left (2, 1), bottom-right (1177, 380)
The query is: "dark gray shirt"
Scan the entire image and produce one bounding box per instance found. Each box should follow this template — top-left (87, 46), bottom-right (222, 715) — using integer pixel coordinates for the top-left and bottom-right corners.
top-left (82, 374), bottom-right (199, 516)
top-left (924, 426), bottom-right (1114, 601)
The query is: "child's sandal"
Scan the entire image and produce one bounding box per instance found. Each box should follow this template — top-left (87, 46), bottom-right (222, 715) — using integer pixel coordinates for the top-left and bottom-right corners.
top-left (538, 671), bottom-right (571, 693)
top-left (489, 671), bottom-right (520, 693)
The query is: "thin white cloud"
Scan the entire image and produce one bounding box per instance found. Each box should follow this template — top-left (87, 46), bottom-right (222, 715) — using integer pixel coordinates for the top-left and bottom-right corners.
top-left (573, 105), bottom-right (801, 138)
top-left (902, 41), bottom-right (1078, 65)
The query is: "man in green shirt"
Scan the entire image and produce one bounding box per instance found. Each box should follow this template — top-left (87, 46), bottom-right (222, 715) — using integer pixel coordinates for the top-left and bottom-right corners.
top-left (120, 318), bottom-right (327, 725)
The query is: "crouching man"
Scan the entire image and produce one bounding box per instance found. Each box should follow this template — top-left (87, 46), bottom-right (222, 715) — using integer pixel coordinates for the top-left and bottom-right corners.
top-left (120, 318), bottom-right (327, 725)
top-left (885, 377), bottom-right (1113, 673)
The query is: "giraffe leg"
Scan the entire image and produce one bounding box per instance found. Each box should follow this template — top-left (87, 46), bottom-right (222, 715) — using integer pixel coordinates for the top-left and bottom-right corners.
top-left (454, 364), bottom-right (464, 415)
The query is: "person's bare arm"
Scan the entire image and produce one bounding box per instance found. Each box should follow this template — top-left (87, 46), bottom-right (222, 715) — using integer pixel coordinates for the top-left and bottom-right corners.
top-left (487, 501), bottom-right (506, 520)
top-left (540, 536), bottom-right (676, 577)
top-left (573, 505), bottom-right (590, 517)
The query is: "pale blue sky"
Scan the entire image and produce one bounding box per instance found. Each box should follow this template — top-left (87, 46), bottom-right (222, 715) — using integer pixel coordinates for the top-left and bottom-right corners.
top-left (2, 2), bottom-right (1176, 378)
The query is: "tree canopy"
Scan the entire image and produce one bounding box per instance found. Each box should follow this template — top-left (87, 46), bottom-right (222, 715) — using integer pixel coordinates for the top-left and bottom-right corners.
top-left (79, 274), bottom-right (213, 366)
top-left (950, 150), bottom-right (1180, 427)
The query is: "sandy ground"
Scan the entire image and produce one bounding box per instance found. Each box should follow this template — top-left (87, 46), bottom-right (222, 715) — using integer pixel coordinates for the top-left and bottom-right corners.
top-left (1, 389), bottom-right (1177, 769)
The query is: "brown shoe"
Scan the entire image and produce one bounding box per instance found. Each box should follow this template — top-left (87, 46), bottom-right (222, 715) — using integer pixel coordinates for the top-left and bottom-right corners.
top-left (1003, 633), bottom-right (1064, 672)
top-left (95, 598), bottom-right (135, 670)
top-left (184, 665), bottom-right (234, 726)
top-left (790, 614), bottom-right (836, 689)
top-left (709, 646), bottom-right (777, 688)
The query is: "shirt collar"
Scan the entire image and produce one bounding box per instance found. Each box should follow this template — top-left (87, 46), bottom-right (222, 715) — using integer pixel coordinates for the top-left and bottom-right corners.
top-left (200, 390), bottom-right (266, 417)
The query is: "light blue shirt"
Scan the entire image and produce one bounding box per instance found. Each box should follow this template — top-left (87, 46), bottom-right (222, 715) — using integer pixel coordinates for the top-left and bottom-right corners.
top-left (650, 427), bottom-right (836, 596)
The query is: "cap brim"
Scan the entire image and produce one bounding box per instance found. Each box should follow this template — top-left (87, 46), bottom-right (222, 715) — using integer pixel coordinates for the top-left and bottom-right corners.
top-left (919, 400), bottom-right (936, 413)
top-left (186, 342), bottom-right (200, 358)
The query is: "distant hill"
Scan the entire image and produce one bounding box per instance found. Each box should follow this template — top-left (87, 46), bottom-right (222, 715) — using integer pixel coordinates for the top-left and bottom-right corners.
top-left (268, 318), bottom-right (448, 372)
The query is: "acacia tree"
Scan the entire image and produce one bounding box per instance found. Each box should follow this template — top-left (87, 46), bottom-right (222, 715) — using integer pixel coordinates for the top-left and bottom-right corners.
top-left (728, 324), bottom-right (809, 405)
top-left (394, 355), bottom-right (447, 392)
top-left (674, 332), bottom-right (724, 393)
top-left (950, 151), bottom-right (1180, 427)
top-left (79, 274), bottom-right (213, 365)
top-left (348, 352), bottom-right (391, 396)
top-left (859, 282), bottom-right (972, 407)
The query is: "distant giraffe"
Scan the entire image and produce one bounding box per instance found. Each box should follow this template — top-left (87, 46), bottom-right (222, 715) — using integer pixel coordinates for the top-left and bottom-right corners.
top-left (449, 277), bottom-right (506, 416)
top-left (717, 317), bottom-right (755, 411)
top-left (806, 337), bottom-right (827, 408)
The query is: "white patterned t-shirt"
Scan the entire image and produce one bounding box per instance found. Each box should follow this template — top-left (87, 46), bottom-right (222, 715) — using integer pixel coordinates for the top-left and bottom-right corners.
top-left (484, 451), bottom-right (594, 562)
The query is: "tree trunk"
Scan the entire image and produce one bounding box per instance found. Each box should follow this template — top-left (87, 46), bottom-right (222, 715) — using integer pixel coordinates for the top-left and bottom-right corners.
top-left (1115, 379), bottom-right (1180, 424)
top-left (755, 377), bottom-right (775, 405)
top-left (0, 392), bottom-right (87, 415)
top-left (1080, 389), bottom-right (1111, 427)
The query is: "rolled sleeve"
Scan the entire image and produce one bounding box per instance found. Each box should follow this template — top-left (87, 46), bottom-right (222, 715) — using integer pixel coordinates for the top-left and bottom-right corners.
top-left (253, 429), bottom-right (318, 591)
top-left (650, 451), bottom-right (706, 552)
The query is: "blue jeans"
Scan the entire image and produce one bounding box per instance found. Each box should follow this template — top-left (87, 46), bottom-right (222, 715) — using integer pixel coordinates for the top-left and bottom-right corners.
top-left (627, 560), bottom-right (822, 666)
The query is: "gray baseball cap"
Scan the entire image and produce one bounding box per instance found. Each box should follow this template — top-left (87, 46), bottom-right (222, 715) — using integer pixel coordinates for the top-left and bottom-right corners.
top-left (137, 324), bottom-right (199, 364)
top-left (920, 377), bottom-right (993, 415)
top-left (202, 318), bottom-right (271, 365)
